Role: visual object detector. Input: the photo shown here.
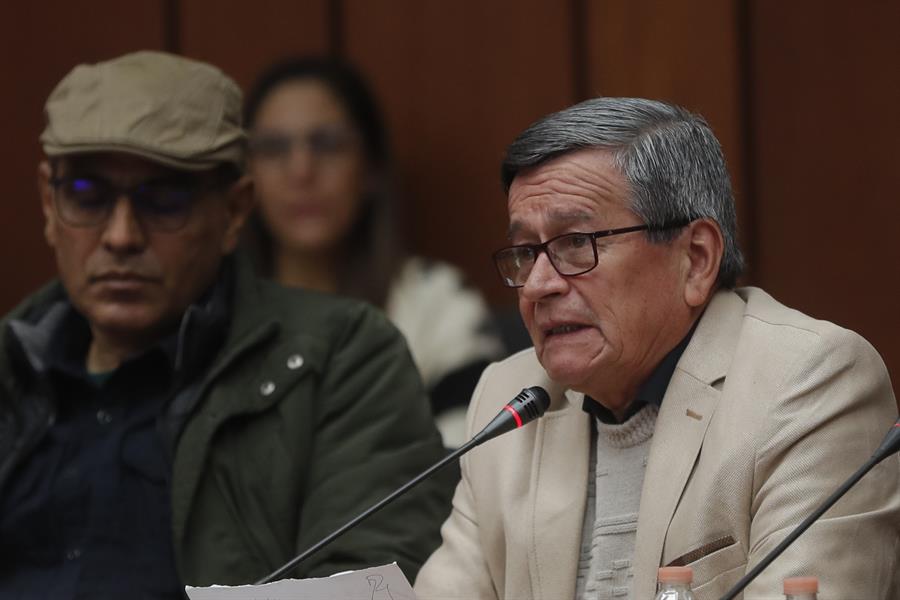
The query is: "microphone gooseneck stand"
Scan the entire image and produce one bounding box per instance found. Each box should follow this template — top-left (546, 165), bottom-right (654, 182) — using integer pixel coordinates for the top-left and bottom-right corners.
top-left (256, 438), bottom-right (472, 585)
top-left (255, 386), bottom-right (551, 585)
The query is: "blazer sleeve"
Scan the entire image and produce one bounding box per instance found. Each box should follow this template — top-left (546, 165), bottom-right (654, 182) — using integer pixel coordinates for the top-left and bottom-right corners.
top-left (414, 363), bottom-right (499, 600)
top-left (744, 325), bottom-right (900, 598)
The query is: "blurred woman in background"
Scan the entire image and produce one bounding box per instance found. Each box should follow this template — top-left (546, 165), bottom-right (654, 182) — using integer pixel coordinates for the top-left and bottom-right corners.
top-left (244, 57), bottom-right (504, 446)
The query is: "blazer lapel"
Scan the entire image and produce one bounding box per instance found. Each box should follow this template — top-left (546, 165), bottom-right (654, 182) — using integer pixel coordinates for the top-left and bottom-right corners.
top-left (631, 290), bottom-right (747, 599)
top-left (632, 373), bottom-right (719, 598)
top-left (529, 388), bottom-right (592, 600)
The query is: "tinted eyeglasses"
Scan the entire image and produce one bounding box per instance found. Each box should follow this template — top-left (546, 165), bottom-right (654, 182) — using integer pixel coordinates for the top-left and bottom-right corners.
top-left (249, 126), bottom-right (358, 162)
top-left (493, 220), bottom-right (692, 288)
top-left (49, 175), bottom-right (209, 232)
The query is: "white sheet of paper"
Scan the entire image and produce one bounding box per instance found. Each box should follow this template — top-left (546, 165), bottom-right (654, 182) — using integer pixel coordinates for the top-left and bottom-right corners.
top-left (184, 562), bottom-right (416, 600)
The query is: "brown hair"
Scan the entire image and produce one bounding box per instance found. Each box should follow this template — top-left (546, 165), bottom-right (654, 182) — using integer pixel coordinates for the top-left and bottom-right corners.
top-left (243, 56), bottom-right (404, 308)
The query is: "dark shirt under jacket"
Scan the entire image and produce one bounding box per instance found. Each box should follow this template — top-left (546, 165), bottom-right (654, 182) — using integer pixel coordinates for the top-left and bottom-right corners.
top-left (0, 276), bottom-right (228, 600)
top-left (582, 323), bottom-right (696, 425)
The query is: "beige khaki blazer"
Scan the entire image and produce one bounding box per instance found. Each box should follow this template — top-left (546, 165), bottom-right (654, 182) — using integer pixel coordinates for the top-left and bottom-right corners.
top-left (415, 287), bottom-right (900, 599)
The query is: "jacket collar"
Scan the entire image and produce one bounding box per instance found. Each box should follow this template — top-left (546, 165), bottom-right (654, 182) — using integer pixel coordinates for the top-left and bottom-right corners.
top-left (4, 260), bottom-right (232, 385)
top-left (0, 251), bottom-right (278, 385)
top-left (189, 251), bottom-right (282, 412)
top-left (211, 251), bottom-right (278, 361)
top-left (162, 251), bottom-right (283, 451)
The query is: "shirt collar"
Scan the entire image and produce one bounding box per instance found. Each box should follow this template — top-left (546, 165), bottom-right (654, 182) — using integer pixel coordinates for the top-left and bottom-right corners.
top-left (582, 321), bottom-right (697, 424)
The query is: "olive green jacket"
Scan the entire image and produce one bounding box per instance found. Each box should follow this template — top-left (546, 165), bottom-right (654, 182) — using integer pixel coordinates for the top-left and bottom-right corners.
top-left (0, 256), bottom-right (456, 586)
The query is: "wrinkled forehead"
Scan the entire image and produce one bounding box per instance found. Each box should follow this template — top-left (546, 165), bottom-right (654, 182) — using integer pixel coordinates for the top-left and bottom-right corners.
top-left (506, 208), bottom-right (597, 239)
top-left (506, 147), bottom-right (633, 237)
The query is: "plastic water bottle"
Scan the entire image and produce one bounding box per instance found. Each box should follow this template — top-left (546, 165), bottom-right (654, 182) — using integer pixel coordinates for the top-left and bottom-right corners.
top-left (783, 576), bottom-right (818, 599)
top-left (654, 566), bottom-right (694, 599)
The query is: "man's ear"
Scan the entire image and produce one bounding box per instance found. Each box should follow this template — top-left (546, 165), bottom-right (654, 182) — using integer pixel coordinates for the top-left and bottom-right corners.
top-left (37, 161), bottom-right (58, 248)
top-left (682, 218), bottom-right (724, 307)
top-left (221, 175), bottom-right (255, 254)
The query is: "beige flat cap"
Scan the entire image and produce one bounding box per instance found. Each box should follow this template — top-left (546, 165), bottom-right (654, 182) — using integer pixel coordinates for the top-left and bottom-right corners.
top-left (40, 50), bottom-right (245, 171)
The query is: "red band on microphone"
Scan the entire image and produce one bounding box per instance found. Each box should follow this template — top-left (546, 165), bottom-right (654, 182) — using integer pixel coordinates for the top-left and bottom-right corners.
top-left (503, 405), bottom-right (523, 428)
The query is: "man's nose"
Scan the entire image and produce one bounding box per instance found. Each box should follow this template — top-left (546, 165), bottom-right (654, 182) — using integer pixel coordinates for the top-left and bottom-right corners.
top-left (100, 196), bottom-right (147, 253)
top-left (520, 252), bottom-right (568, 300)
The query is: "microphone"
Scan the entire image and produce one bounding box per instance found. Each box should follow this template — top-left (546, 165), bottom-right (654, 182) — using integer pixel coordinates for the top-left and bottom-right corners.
top-left (255, 386), bottom-right (551, 585)
top-left (471, 386), bottom-right (552, 445)
top-left (719, 417), bottom-right (900, 600)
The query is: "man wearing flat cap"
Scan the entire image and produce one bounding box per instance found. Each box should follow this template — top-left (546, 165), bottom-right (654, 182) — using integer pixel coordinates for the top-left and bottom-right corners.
top-left (0, 51), bottom-right (452, 597)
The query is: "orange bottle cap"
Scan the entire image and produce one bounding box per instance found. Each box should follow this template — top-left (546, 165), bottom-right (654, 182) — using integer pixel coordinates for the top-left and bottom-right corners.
top-left (657, 566), bottom-right (693, 584)
top-left (783, 576), bottom-right (818, 594)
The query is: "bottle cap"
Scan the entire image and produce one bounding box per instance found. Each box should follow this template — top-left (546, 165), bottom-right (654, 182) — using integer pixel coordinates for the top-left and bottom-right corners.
top-left (657, 566), bottom-right (693, 584)
top-left (783, 576), bottom-right (818, 594)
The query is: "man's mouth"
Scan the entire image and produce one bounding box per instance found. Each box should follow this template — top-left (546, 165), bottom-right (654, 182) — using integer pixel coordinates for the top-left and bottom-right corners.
top-left (545, 324), bottom-right (590, 337)
top-left (89, 272), bottom-right (159, 293)
top-left (91, 272), bottom-right (154, 283)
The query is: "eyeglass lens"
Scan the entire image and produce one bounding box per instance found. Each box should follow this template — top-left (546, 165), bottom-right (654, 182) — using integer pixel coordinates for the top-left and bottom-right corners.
top-left (53, 176), bottom-right (196, 231)
top-left (495, 232), bottom-right (599, 287)
top-left (249, 127), bottom-right (356, 161)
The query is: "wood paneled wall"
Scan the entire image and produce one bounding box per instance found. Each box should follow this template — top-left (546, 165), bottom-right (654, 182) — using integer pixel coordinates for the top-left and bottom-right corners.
top-left (4, 1), bottom-right (900, 385)
top-left (748, 2), bottom-right (900, 390)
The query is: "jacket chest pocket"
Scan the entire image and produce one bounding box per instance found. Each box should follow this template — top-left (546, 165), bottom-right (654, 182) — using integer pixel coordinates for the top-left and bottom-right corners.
top-left (681, 539), bottom-right (746, 599)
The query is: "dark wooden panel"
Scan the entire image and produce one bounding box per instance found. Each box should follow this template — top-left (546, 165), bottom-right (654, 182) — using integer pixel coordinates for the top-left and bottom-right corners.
top-left (583, 0), bottom-right (749, 275)
top-left (342, 0), bottom-right (577, 307)
top-left (0, 2), bottom-right (166, 314)
top-left (750, 2), bottom-right (900, 383)
top-left (178, 0), bottom-right (329, 92)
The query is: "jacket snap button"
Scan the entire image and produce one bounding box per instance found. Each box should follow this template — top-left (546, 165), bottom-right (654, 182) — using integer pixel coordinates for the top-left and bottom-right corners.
top-left (259, 381), bottom-right (276, 396)
top-left (286, 354), bottom-right (304, 370)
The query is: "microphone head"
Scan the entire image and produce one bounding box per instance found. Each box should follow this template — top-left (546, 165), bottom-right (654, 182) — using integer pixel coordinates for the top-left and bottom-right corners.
top-left (470, 386), bottom-right (552, 447)
top-left (508, 386), bottom-right (551, 425)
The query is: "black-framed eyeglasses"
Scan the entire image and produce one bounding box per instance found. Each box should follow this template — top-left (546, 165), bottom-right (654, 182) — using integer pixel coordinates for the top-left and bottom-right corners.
top-left (249, 126), bottom-right (358, 162)
top-left (492, 220), bottom-right (692, 288)
top-left (49, 175), bottom-right (208, 232)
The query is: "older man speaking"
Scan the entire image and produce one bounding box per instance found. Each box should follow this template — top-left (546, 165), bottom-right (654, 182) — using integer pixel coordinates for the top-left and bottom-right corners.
top-left (414, 98), bottom-right (899, 599)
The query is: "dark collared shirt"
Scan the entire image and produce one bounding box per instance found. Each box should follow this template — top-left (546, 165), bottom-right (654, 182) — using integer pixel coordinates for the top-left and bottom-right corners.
top-left (582, 324), bottom-right (696, 424)
top-left (0, 274), bottom-right (229, 599)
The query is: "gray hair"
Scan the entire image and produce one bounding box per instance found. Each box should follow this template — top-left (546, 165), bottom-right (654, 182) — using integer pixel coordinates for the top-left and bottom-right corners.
top-left (501, 97), bottom-right (744, 288)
